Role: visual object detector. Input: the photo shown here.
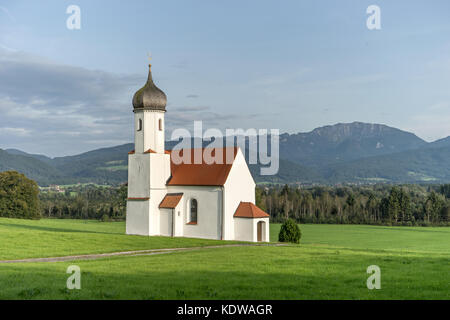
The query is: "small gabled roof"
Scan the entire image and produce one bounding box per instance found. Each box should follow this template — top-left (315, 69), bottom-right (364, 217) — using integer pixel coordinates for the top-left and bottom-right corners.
top-left (167, 147), bottom-right (239, 186)
top-left (159, 193), bottom-right (183, 209)
top-left (234, 202), bottom-right (270, 219)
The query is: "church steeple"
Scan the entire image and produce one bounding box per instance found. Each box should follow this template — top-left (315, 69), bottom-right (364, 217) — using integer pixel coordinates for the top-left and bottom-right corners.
top-left (132, 64), bottom-right (167, 111)
top-left (132, 64), bottom-right (166, 154)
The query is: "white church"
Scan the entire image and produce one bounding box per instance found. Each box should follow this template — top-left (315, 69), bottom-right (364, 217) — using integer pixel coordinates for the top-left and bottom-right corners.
top-left (126, 64), bottom-right (270, 242)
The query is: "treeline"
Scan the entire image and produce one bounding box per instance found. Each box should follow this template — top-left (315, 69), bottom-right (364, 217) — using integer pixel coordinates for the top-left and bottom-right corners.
top-left (39, 184), bottom-right (127, 221)
top-left (2, 168), bottom-right (450, 226)
top-left (256, 184), bottom-right (450, 226)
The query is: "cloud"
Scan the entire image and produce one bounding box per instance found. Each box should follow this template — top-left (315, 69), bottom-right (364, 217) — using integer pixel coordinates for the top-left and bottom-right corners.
top-left (0, 127), bottom-right (31, 137)
top-left (172, 106), bottom-right (210, 112)
top-left (0, 49), bottom-right (254, 157)
top-left (166, 109), bottom-right (238, 128)
top-left (0, 49), bottom-right (141, 156)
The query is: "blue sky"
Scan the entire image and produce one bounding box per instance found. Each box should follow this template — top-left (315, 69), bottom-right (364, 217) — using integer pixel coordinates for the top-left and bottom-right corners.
top-left (0, 0), bottom-right (449, 156)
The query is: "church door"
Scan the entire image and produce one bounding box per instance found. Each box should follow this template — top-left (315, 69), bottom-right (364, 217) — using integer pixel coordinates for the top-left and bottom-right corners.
top-left (257, 221), bottom-right (264, 242)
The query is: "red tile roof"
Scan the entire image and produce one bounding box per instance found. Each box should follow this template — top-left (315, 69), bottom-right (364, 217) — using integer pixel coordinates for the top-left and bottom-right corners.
top-left (128, 147), bottom-right (240, 186)
top-left (234, 202), bottom-right (270, 218)
top-left (167, 147), bottom-right (238, 186)
top-left (159, 193), bottom-right (183, 208)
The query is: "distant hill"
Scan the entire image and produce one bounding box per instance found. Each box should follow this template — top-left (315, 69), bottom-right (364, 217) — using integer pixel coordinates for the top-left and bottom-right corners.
top-left (1, 122), bottom-right (449, 185)
top-left (279, 122), bottom-right (427, 166)
top-left (50, 144), bottom-right (133, 185)
top-left (0, 149), bottom-right (64, 186)
top-left (427, 136), bottom-right (450, 149)
top-left (5, 148), bottom-right (53, 164)
top-left (325, 145), bottom-right (450, 183)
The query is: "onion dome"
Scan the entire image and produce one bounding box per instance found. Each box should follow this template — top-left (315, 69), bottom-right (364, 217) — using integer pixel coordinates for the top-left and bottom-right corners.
top-left (132, 64), bottom-right (167, 111)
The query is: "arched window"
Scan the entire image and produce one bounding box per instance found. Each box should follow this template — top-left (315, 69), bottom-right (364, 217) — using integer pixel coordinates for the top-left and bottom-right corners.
top-left (158, 118), bottom-right (162, 131)
top-left (189, 199), bottom-right (197, 224)
top-left (137, 118), bottom-right (143, 131)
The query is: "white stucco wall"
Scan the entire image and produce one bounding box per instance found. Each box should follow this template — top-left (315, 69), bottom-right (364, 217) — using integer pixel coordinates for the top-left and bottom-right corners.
top-left (234, 217), bottom-right (270, 242)
top-left (233, 217), bottom-right (254, 242)
top-left (172, 201), bottom-right (183, 237)
top-left (127, 153), bottom-right (150, 198)
top-left (149, 153), bottom-right (171, 188)
top-left (127, 145), bottom-right (171, 236)
top-left (134, 110), bottom-right (165, 153)
top-left (167, 185), bottom-right (222, 240)
top-left (223, 149), bottom-right (256, 240)
top-left (126, 200), bottom-right (150, 235)
top-left (160, 208), bottom-right (173, 236)
top-left (253, 218), bottom-right (270, 242)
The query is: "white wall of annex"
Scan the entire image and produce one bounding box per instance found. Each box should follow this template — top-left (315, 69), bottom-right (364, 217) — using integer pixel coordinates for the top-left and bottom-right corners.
top-left (160, 208), bottom-right (173, 236)
top-left (223, 149), bottom-right (256, 240)
top-left (167, 185), bottom-right (222, 240)
top-left (233, 218), bottom-right (254, 242)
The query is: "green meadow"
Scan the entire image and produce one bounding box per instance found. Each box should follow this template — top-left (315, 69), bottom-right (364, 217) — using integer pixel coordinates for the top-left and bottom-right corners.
top-left (0, 218), bottom-right (448, 299)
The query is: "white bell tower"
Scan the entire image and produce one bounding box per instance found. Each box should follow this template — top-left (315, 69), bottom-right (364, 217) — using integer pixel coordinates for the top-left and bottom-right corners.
top-left (126, 64), bottom-right (171, 236)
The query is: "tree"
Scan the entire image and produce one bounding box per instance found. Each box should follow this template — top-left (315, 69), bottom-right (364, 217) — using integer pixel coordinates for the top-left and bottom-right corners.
top-left (278, 219), bottom-right (301, 244)
top-left (255, 187), bottom-right (266, 212)
top-left (0, 171), bottom-right (40, 219)
top-left (439, 184), bottom-right (450, 198)
top-left (425, 192), bottom-right (445, 223)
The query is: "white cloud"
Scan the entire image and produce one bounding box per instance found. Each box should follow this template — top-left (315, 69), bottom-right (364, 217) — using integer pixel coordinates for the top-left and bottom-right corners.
top-left (0, 127), bottom-right (31, 137)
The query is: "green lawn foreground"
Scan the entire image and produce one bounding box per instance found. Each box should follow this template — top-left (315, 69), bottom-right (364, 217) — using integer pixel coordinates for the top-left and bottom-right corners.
top-left (0, 218), bottom-right (243, 260)
top-left (0, 218), bottom-right (449, 299)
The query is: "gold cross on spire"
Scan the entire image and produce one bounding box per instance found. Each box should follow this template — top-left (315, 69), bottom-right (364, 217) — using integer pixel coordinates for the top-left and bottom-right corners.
top-left (147, 52), bottom-right (152, 68)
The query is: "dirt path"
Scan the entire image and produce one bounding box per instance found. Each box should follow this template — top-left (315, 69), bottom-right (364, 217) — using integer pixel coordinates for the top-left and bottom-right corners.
top-left (0, 243), bottom-right (287, 264)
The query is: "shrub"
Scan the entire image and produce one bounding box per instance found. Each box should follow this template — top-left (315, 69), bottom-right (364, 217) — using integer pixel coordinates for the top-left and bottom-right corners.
top-left (0, 171), bottom-right (40, 219)
top-left (278, 219), bottom-right (301, 244)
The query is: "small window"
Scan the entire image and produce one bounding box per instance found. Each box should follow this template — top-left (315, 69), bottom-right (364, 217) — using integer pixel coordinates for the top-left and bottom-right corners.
top-left (189, 199), bottom-right (197, 224)
top-left (158, 118), bottom-right (162, 131)
top-left (137, 119), bottom-right (143, 131)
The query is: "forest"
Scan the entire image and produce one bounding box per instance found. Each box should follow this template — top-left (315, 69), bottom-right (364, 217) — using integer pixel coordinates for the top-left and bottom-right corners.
top-left (0, 168), bottom-right (447, 226)
top-left (39, 184), bottom-right (127, 221)
top-left (37, 182), bottom-right (450, 226)
top-left (257, 184), bottom-right (450, 226)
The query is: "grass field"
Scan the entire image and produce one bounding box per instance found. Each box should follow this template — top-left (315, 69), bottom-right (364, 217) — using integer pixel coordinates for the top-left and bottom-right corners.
top-left (0, 218), bottom-right (448, 299)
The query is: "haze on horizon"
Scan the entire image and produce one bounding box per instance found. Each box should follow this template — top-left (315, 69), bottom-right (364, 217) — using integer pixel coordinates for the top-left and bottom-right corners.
top-left (0, 0), bottom-right (449, 157)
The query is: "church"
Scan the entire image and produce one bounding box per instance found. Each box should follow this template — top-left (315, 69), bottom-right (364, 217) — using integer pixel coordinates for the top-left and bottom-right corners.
top-left (126, 64), bottom-right (270, 242)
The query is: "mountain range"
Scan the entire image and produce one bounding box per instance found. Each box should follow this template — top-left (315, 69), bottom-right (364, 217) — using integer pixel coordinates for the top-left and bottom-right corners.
top-left (1, 122), bottom-right (449, 186)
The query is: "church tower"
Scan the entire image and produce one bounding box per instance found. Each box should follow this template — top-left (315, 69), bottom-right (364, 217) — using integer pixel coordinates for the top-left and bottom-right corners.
top-left (126, 64), bottom-right (171, 236)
